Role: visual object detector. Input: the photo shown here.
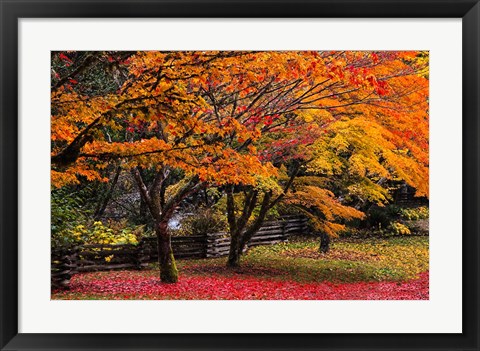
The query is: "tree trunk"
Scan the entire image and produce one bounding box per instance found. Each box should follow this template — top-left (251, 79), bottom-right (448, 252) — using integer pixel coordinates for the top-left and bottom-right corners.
top-left (133, 170), bottom-right (201, 283)
top-left (138, 197), bottom-right (152, 228)
top-left (226, 189), bottom-right (271, 268)
top-left (319, 232), bottom-right (330, 253)
top-left (156, 220), bottom-right (178, 283)
top-left (227, 234), bottom-right (241, 268)
top-left (94, 165), bottom-right (121, 220)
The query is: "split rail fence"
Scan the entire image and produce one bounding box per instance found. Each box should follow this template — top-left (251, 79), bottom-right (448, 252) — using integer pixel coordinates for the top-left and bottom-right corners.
top-left (52, 216), bottom-right (308, 289)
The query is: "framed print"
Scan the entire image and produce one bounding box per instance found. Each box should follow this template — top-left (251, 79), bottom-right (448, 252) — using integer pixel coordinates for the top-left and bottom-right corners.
top-left (1, 0), bottom-right (479, 350)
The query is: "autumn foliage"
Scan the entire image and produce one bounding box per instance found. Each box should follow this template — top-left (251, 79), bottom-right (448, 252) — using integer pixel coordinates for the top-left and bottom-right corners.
top-left (51, 51), bottom-right (428, 190)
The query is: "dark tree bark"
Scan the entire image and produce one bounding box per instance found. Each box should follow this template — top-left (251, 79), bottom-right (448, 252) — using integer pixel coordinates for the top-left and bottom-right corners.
top-left (225, 162), bottom-right (303, 268)
top-left (133, 168), bottom-right (201, 283)
top-left (319, 232), bottom-right (331, 253)
top-left (156, 218), bottom-right (178, 283)
top-left (51, 52), bottom-right (99, 92)
top-left (94, 165), bottom-right (122, 220)
top-left (227, 235), bottom-right (242, 268)
top-left (138, 197), bottom-right (150, 226)
top-left (51, 132), bottom-right (95, 168)
top-left (226, 186), bottom-right (260, 267)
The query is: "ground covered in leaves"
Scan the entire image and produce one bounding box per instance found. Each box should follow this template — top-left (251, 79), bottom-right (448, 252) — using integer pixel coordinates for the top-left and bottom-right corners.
top-left (52, 236), bottom-right (428, 300)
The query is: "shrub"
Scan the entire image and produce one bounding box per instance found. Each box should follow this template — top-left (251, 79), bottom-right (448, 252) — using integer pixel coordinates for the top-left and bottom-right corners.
top-left (62, 221), bottom-right (141, 246)
top-left (51, 188), bottom-right (91, 247)
top-left (365, 205), bottom-right (400, 229)
top-left (390, 222), bottom-right (411, 235)
top-left (62, 221), bottom-right (143, 262)
top-left (399, 206), bottom-right (429, 221)
top-left (174, 208), bottom-right (227, 236)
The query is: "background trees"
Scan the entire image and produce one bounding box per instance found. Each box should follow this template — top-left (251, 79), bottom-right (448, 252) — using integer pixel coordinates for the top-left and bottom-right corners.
top-left (51, 50), bottom-right (429, 281)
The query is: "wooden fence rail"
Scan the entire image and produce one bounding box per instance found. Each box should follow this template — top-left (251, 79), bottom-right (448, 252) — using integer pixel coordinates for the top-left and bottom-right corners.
top-left (51, 216), bottom-right (308, 288)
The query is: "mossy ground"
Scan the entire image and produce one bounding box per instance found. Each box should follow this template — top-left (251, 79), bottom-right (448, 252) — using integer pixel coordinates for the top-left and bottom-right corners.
top-left (179, 236), bottom-right (429, 283)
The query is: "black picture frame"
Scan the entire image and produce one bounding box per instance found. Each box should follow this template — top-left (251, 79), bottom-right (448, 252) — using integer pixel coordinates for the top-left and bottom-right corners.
top-left (1, 1), bottom-right (478, 350)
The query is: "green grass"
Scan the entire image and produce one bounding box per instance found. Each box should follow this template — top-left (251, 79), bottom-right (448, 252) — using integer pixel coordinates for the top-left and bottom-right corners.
top-left (175, 236), bottom-right (429, 283)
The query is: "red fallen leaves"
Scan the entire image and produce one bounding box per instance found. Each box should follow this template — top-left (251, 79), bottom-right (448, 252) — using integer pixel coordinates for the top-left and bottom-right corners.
top-left (53, 271), bottom-right (429, 300)
top-left (58, 53), bottom-right (72, 63)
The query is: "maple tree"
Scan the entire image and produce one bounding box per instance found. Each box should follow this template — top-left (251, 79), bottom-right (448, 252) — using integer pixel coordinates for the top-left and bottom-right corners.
top-left (211, 51), bottom-right (429, 265)
top-left (51, 50), bottom-right (429, 280)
